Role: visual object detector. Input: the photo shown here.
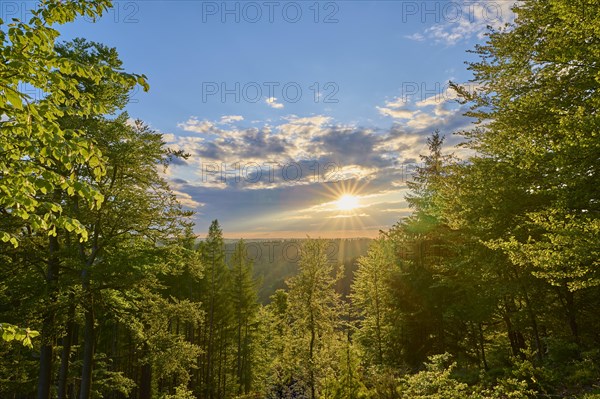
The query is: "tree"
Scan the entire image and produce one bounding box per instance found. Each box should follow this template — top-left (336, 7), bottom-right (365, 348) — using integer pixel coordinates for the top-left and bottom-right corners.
top-left (68, 116), bottom-right (188, 399)
top-left (452, 0), bottom-right (600, 348)
top-left (286, 238), bottom-right (342, 398)
top-left (455, 0), bottom-right (600, 289)
top-left (197, 220), bottom-right (234, 398)
top-left (405, 130), bottom-right (452, 222)
top-left (0, 0), bottom-right (148, 245)
top-left (1, 7), bottom-right (148, 395)
top-left (351, 236), bottom-right (396, 367)
top-left (385, 132), bottom-right (466, 368)
top-left (229, 239), bottom-right (260, 395)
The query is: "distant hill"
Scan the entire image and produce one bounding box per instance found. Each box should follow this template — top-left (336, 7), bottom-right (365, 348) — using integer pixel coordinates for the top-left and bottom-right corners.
top-left (224, 238), bottom-right (372, 303)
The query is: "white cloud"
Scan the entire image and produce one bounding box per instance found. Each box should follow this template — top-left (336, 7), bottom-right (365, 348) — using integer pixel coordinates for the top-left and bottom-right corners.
top-left (282, 115), bottom-right (331, 126)
top-left (404, 32), bottom-right (425, 41)
top-left (177, 117), bottom-right (220, 134)
top-left (377, 97), bottom-right (416, 119)
top-left (162, 133), bottom-right (176, 143)
top-left (219, 115), bottom-right (244, 124)
top-left (168, 107), bottom-right (473, 197)
top-left (405, 0), bottom-right (519, 46)
top-left (385, 97), bottom-right (409, 108)
top-left (406, 111), bottom-right (437, 130)
top-left (377, 107), bottom-right (416, 119)
top-left (333, 165), bottom-right (379, 181)
top-left (266, 97), bottom-right (284, 109)
top-left (416, 93), bottom-right (447, 107)
top-left (173, 190), bottom-right (204, 208)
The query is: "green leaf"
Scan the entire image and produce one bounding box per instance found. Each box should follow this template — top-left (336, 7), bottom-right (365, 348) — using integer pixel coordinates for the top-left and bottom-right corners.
top-left (5, 88), bottom-right (22, 110)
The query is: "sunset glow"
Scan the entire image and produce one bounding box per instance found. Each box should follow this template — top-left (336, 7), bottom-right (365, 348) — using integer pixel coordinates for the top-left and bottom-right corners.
top-left (336, 194), bottom-right (360, 211)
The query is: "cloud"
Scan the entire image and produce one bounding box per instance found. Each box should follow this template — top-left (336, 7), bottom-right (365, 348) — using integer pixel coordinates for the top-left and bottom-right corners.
top-left (327, 213), bottom-right (369, 219)
top-left (375, 81), bottom-right (476, 141)
top-left (377, 97), bottom-right (417, 119)
top-left (177, 117), bottom-right (221, 134)
top-left (381, 207), bottom-right (411, 213)
top-left (219, 115), bottom-right (244, 124)
top-left (377, 107), bottom-right (416, 119)
top-left (405, 0), bottom-right (519, 46)
top-left (266, 97), bottom-right (284, 109)
top-left (404, 32), bottom-right (425, 41)
top-left (163, 103), bottom-right (476, 236)
top-left (172, 190), bottom-right (204, 208)
top-left (162, 133), bottom-right (176, 143)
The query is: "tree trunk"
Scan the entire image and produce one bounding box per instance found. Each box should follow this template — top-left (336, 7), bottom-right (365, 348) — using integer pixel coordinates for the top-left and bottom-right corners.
top-left (79, 294), bottom-right (95, 399)
top-left (37, 233), bottom-right (60, 399)
top-left (522, 287), bottom-right (543, 360)
top-left (503, 298), bottom-right (526, 359)
top-left (562, 284), bottom-right (580, 344)
top-left (478, 323), bottom-right (488, 371)
top-left (58, 295), bottom-right (76, 399)
top-left (77, 214), bottom-right (99, 399)
top-left (139, 344), bottom-right (152, 399)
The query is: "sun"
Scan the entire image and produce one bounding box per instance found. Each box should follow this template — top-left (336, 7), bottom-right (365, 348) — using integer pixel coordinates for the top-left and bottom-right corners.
top-left (336, 194), bottom-right (360, 211)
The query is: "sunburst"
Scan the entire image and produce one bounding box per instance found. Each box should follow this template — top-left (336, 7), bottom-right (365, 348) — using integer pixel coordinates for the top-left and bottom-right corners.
top-left (336, 194), bottom-right (360, 211)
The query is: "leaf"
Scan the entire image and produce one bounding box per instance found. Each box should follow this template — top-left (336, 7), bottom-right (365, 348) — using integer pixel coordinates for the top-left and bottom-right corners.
top-left (89, 156), bottom-right (100, 168)
top-left (27, 330), bottom-right (40, 338)
top-left (0, 232), bottom-right (11, 243)
top-left (5, 88), bottom-right (23, 110)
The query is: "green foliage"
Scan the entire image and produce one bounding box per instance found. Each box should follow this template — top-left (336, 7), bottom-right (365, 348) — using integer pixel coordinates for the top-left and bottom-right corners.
top-left (229, 239), bottom-right (261, 395)
top-left (351, 236), bottom-right (397, 367)
top-left (396, 354), bottom-right (535, 399)
top-left (396, 354), bottom-right (471, 399)
top-left (161, 385), bottom-right (197, 399)
top-left (320, 340), bottom-right (368, 399)
top-left (1, 1), bottom-right (599, 398)
top-left (0, 0), bottom-right (148, 246)
top-left (90, 353), bottom-right (136, 398)
top-left (455, 0), bottom-right (600, 291)
top-left (285, 238), bottom-right (343, 397)
top-left (0, 323), bottom-right (38, 348)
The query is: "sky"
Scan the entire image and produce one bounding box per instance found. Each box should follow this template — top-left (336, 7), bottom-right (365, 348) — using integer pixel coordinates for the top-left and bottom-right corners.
top-left (10, 0), bottom-right (517, 238)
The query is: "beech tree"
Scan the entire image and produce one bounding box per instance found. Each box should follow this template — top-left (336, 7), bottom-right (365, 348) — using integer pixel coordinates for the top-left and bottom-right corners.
top-left (451, 0), bottom-right (600, 348)
top-left (0, 0), bottom-right (148, 245)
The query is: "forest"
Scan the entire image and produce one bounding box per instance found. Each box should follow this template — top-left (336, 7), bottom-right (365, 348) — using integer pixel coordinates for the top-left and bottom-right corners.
top-left (0, 0), bottom-right (599, 398)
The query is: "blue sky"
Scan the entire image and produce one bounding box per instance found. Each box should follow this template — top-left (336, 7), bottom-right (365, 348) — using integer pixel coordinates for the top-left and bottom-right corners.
top-left (39, 0), bottom-right (516, 237)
